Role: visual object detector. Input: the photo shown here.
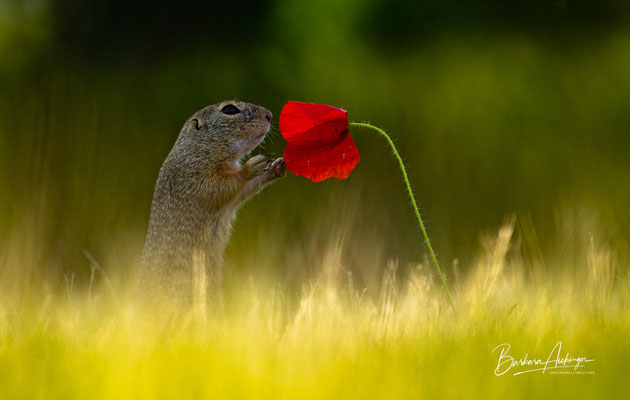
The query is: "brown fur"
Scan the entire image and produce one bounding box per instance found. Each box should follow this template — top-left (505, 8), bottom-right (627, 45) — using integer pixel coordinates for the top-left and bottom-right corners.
top-left (139, 100), bottom-right (286, 308)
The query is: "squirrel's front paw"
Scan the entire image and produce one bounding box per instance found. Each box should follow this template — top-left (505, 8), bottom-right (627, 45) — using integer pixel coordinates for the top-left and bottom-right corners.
top-left (243, 153), bottom-right (272, 179)
top-left (265, 157), bottom-right (287, 181)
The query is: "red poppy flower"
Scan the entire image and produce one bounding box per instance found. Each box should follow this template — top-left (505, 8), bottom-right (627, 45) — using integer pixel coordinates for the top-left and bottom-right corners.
top-left (278, 100), bottom-right (454, 309)
top-left (279, 101), bottom-right (360, 182)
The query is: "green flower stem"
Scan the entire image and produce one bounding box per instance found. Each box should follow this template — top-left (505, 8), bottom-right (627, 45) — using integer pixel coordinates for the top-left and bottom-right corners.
top-left (349, 122), bottom-right (455, 312)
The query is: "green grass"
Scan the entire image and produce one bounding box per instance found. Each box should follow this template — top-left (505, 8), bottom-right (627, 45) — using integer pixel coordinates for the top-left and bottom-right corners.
top-left (0, 218), bottom-right (628, 399)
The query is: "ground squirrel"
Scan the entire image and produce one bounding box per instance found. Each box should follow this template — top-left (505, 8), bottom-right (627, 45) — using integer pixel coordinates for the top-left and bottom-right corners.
top-left (139, 100), bottom-right (286, 308)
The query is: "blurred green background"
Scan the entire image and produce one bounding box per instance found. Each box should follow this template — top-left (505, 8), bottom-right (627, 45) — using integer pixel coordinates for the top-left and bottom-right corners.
top-left (1, 0), bottom-right (629, 289)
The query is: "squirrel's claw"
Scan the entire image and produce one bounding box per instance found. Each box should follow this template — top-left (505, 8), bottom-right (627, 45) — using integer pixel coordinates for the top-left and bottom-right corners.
top-left (244, 154), bottom-right (271, 178)
top-left (243, 155), bottom-right (286, 182)
top-left (265, 157), bottom-right (287, 180)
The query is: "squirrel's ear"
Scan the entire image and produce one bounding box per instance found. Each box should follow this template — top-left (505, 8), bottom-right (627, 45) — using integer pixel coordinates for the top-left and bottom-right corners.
top-left (190, 118), bottom-right (203, 131)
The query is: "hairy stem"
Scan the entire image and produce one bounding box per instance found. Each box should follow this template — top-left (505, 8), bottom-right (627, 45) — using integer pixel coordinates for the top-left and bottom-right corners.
top-left (349, 122), bottom-right (455, 312)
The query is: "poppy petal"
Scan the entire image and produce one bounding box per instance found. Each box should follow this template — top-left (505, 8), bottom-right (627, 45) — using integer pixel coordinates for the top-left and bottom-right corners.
top-left (283, 131), bottom-right (360, 182)
top-left (279, 101), bottom-right (348, 143)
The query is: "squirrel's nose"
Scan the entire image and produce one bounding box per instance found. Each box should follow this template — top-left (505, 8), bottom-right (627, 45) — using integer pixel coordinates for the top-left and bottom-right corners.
top-left (265, 111), bottom-right (272, 123)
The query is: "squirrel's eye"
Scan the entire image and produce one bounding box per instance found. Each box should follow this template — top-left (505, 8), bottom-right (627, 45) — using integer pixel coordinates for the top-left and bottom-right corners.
top-left (221, 104), bottom-right (240, 115)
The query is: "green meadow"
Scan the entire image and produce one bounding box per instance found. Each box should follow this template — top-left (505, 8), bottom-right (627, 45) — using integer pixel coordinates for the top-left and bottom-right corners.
top-left (1, 1), bottom-right (629, 398)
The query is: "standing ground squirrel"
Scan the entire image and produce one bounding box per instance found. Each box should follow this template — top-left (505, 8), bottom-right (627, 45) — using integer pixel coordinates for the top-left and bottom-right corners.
top-left (139, 100), bottom-right (286, 308)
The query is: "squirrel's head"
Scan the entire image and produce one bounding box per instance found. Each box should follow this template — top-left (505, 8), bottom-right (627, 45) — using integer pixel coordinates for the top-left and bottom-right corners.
top-left (177, 100), bottom-right (272, 165)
